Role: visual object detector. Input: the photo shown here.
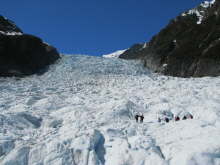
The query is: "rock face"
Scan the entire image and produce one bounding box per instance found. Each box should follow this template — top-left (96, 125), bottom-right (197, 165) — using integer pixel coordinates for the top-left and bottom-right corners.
top-left (120, 0), bottom-right (220, 77)
top-left (0, 16), bottom-right (60, 77)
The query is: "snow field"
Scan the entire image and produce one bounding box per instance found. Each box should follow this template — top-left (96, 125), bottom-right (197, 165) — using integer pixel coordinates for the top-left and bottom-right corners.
top-left (0, 55), bottom-right (220, 165)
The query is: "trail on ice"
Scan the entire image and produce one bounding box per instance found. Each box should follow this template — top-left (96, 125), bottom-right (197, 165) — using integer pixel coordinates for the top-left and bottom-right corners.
top-left (0, 55), bottom-right (220, 165)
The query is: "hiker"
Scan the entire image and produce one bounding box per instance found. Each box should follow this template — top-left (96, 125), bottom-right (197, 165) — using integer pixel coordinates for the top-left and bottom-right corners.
top-left (182, 116), bottom-right (187, 120)
top-left (140, 114), bottom-right (144, 123)
top-left (165, 117), bottom-right (169, 123)
top-left (135, 114), bottom-right (139, 123)
top-left (175, 116), bottom-right (180, 121)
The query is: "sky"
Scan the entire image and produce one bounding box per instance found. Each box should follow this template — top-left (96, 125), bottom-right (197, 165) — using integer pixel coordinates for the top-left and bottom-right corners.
top-left (1, 0), bottom-right (205, 56)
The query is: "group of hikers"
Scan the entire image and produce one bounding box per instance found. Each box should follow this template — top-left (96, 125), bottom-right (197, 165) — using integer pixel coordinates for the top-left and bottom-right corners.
top-left (158, 113), bottom-right (193, 123)
top-left (134, 111), bottom-right (193, 123)
top-left (158, 111), bottom-right (193, 123)
top-left (135, 113), bottom-right (144, 123)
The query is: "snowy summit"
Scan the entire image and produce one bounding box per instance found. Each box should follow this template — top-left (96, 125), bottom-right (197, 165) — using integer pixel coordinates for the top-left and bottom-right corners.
top-left (181, 0), bottom-right (216, 24)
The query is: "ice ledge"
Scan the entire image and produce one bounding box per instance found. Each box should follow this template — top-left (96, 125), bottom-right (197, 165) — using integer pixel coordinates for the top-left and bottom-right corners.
top-left (102, 49), bottom-right (127, 58)
top-left (0, 31), bottom-right (23, 36)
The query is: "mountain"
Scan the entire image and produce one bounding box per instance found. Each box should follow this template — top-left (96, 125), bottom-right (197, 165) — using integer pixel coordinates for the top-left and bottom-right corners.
top-left (0, 16), bottom-right (60, 77)
top-left (119, 0), bottom-right (220, 77)
top-left (1, 55), bottom-right (220, 165)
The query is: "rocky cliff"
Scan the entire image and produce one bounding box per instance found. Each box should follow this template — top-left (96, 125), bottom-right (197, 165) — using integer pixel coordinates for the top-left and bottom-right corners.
top-left (0, 16), bottom-right (60, 77)
top-left (119, 0), bottom-right (220, 77)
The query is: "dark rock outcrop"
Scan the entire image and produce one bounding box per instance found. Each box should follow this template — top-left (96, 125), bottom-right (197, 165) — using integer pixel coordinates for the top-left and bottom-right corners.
top-left (0, 16), bottom-right (60, 77)
top-left (120, 0), bottom-right (220, 77)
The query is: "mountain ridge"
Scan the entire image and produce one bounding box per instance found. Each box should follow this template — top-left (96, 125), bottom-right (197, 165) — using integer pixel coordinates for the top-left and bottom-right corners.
top-left (119, 0), bottom-right (220, 77)
top-left (0, 16), bottom-right (60, 77)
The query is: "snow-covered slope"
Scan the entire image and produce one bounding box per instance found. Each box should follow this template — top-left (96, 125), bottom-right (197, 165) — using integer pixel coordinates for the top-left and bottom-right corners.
top-left (102, 49), bottom-right (127, 58)
top-left (1, 55), bottom-right (220, 165)
top-left (182, 0), bottom-right (216, 24)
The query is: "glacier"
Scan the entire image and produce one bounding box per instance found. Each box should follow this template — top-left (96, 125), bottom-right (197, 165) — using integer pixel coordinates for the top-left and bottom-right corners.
top-left (102, 50), bottom-right (127, 58)
top-left (0, 54), bottom-right (220, 165)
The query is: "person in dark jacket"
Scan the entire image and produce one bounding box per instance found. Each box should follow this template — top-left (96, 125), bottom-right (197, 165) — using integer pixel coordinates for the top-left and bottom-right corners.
top-left (182, 116), bottom-right (187, 120)
top-left (140, 115), bottom-right (144, 123)
top-left (135, 114), bottom-right (139, 123)
top-left (165, 117), bottom-right (169, 123)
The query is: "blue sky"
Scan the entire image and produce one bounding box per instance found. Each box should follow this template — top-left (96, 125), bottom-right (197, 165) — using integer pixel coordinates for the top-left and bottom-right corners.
top-left (1, 0), bottom-right (205, 56)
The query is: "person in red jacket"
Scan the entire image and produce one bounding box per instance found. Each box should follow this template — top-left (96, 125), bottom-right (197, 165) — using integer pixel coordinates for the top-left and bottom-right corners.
top-left (175, 116), bottom-right (180, 121)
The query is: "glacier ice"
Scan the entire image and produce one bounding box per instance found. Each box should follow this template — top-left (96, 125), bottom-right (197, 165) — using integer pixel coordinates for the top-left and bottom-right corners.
top-left (0, 55), bottom-right (220, 165)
